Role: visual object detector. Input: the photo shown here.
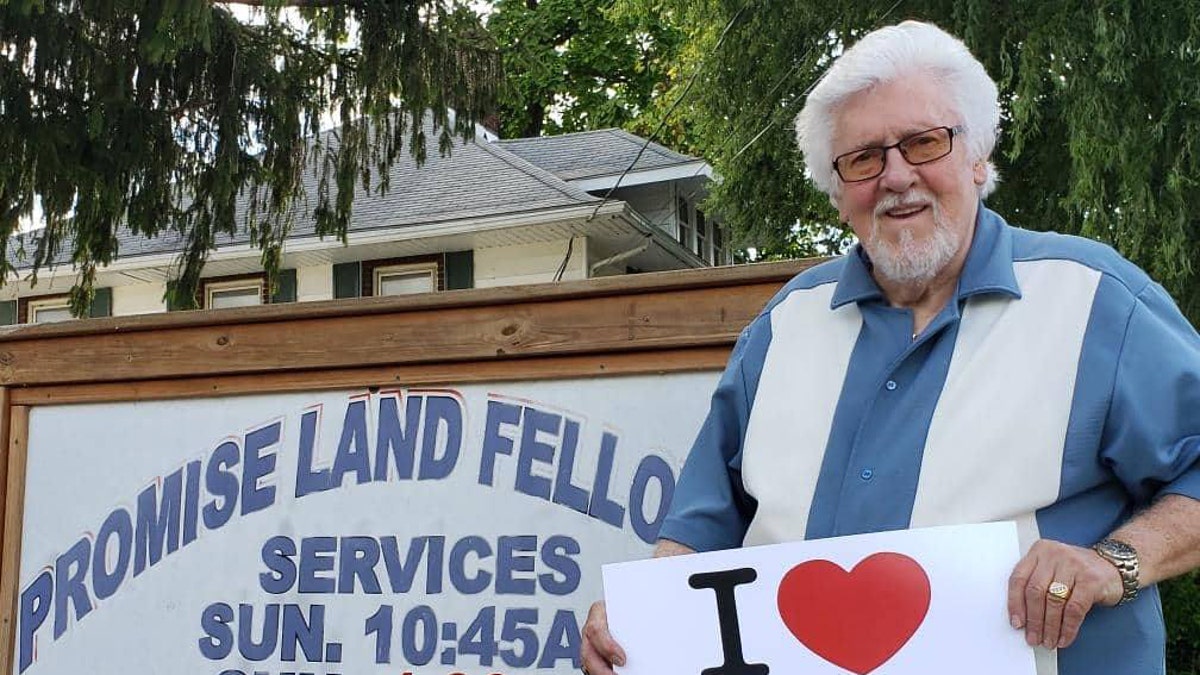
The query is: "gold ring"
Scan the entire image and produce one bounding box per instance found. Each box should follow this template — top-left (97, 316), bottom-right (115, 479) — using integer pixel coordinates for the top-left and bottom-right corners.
top-left (1047, 581), bottom-right (1072, 602)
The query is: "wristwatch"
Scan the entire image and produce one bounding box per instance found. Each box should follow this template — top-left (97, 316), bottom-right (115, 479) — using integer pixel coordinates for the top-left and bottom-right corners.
top-left (1093, 538), bottom-right (1140, 605)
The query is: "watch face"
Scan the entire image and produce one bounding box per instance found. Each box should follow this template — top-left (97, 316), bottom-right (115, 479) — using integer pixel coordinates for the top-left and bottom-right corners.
top-left (1098, 538), bottom-right (1137, 560)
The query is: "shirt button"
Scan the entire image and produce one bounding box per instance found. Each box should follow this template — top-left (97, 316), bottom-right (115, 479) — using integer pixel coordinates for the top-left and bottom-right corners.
top-left (860, 469), bottom-right (874, 481)
top-left (885, 380), bottom-right (898, 391)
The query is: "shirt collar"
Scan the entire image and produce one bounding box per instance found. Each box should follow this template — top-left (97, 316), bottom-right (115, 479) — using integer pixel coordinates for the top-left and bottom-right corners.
top-left (830, 203), bottom-right (1022, 309)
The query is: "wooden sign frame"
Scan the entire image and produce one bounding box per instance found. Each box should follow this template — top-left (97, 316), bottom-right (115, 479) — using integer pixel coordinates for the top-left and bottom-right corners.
top-left (0, 259), bottom-right (815, 674)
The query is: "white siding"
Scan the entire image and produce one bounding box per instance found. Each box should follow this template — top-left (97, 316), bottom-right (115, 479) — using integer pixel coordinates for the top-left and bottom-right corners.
top-left (611, 184), bottom-right (677, 238)
top-left (474, 237), bottom-right (588, 288)
top-left (297, 263), bottom-right (334, 302)
top-left (112, 283), bottom-right (167, 316)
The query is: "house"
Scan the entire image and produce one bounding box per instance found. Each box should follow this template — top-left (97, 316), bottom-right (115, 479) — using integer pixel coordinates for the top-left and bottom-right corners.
top-left (1, 126), bottom-right (728, 324)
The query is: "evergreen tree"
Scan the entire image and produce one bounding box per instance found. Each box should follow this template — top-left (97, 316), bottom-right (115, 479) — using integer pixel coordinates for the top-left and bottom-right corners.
top-left (623, 0), bottom-right (1200, 324)
top-left (1, 0), bottom-right (500, 311)
top-left (619, 2), bottom-right (1200, 670)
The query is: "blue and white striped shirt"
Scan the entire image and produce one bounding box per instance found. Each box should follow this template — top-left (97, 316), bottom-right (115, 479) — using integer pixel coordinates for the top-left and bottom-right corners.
top-left (659, 205), bottom-right (1200, 674)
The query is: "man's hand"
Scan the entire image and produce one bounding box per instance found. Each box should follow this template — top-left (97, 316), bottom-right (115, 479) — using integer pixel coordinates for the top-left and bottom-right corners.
top-left (1007, 539), bottom-right (1123, 650)
top-left (579, 539), bottom-right (694, 672)
top-left (580, 601), bottom-right (625, 675)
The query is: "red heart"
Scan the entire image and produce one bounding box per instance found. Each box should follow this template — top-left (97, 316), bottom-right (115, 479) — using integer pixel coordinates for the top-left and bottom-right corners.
top-left (776, 552), bottom-right (931, 674)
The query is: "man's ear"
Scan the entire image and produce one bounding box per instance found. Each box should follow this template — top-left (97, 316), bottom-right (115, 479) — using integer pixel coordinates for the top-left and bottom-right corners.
top-left (973, 159), bottom-right (989, 187)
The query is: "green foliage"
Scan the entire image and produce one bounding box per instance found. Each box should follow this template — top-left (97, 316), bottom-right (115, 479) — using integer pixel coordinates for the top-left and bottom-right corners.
top-left (0, 0), bottom-right (500, 313)
top-left (620, 0), bottom-right (1200, 325)
top-left (1164, 573), bottom-right (1200, 674)
top-left (617, 2), bottom-right (1200, 668)
top-left (487, 0), bottom-right (682, 138)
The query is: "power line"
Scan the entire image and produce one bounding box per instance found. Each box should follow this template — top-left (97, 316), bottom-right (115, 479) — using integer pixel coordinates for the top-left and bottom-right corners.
top-left (561, 0), bottom-right (907, 278)
top-left (726, 0), bottom-right (906, 166)
top-left (584, 0), bottom-right (755, 223)
top-left (553, 0), bottom-right (755, 281)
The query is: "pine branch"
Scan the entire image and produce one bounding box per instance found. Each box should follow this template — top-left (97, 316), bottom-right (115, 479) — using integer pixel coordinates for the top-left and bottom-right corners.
top-left (214, 0), bottom-right (364, 8)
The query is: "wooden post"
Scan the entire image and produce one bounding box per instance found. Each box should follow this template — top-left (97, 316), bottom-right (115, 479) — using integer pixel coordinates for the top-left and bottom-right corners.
top-left (0, 405), bottom-right (30, 675)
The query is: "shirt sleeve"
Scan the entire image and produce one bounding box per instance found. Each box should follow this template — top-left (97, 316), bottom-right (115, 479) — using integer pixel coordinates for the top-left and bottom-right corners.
top-left (1101, 281), bottom-right (1200, 504)
top-left (657, 317), bottom-right (770, 552)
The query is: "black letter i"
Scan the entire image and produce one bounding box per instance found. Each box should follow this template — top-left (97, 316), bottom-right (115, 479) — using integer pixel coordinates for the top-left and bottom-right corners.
top-left (688, 568), bottom-right (769, 675)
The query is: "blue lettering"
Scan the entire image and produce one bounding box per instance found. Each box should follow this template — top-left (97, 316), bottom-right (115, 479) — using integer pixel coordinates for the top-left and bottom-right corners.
top-left (198, 602), bottom-right (234, 660)
top-left (260, 536), bottom-right (297, 594)
top-left (515, 408), bottom-right (557, 500)
top-left (331, 401), bottom-right (371, 488)
top-left (418, 396), bottom-right (462, 480)
top-left (17, 570), bottom-right (51, 673)
top-left (630, 455), bottom-right (676, 544)
top-left (380, 536), bottom-right (425, 593)
top-left (496, 535), bottom-right (537, 595)
top-left (298, 537), bottom-right (336, 594)
top-left (551, 419), bottom-right (590, 513)
top-left (539, 535), bottom-right (581, 595)
top-left (479, 401), bottom-right (520, 486)
top-left (238, 603), bottom-right (279, 661)
top-left (374, 395), bottom-right (422, 481)
top-left (296, 410), bottom-right (333, 498)
top-left (203, 441), bottom-right (241, 530)
top-left (242, 422), bottom-right (281, 515)
top-left (135, 468), bottom-right (183, 575)
top-left (338, 537), bottom-right (382, 594)
top-left (280, 604), bottom-right (325, 661)
top-left (426, 535), bottom-right (445, 594)
top-left (538, 609), bottom-right (582, 668)
top-left (92, 507), bottom-right (133, 600)
top-left (587, 433), bottom-right (626, 528)
top-left (54, 537), bottom-right (92, 639)
top-left (448, 536), bottom-right (492, 594)
top-left (183, 460), bottom-right (201, 545)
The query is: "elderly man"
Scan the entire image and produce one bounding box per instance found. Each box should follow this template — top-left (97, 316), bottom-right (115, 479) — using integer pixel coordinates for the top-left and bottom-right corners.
top-left (580, 20), bottom-right (1200, 675)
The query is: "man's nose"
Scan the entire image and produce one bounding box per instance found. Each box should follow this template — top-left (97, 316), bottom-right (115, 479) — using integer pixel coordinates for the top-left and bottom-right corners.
top-left (878, 146), bottom-right (918, 192)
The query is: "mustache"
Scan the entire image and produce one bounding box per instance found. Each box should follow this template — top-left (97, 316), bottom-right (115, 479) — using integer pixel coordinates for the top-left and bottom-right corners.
top-left (873, 190), bottom-right (935, 217)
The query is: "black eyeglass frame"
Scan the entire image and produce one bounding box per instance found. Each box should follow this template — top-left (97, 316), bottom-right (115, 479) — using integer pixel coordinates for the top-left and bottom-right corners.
top-left (832, 125), bottom-right (966, 183)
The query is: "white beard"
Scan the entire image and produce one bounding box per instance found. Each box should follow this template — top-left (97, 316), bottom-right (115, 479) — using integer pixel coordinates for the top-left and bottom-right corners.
top-left (865, 191), bottom-right (964, 285)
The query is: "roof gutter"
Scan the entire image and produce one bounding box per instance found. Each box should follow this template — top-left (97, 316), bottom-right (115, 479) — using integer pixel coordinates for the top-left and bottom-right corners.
top-left (9, 201), bottom-right (630, 281)
top-left (619, 205), bottom-right (706, 269)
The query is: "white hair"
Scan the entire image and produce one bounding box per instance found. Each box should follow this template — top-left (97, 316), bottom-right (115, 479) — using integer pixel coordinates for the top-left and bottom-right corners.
top-left (795, 21), bottom-right (1001, 199)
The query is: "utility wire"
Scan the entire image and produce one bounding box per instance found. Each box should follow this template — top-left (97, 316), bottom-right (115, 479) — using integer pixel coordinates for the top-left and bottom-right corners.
top-left (726, 0), bottom-right (906, 165)
top-left (554, 0), bottom-right (754, 281)
top-left (584, 0), bottom-right (754, 223)
top-left (563, 0), bottom-right (905, 279)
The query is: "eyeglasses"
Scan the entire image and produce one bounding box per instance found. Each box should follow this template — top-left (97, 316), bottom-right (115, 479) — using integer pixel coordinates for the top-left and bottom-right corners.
top-left (832, 125), bottom-right (965, 183)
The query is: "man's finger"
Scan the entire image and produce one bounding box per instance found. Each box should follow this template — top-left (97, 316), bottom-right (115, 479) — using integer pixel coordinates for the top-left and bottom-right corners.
top-left (1040, 574), bottom-right (1073, 649)
top-left (1022, 563), bottom-right (1054, 647)
top-left (581, 601), bottom-right (627, 670)
top-left (1007, 553), bottom-right (1038, 629)
top-left (1057, 588), bottom-right (1092, 649)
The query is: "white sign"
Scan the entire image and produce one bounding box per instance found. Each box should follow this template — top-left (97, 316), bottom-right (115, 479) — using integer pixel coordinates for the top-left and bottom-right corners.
top-left (16, 373), bottom-right (719, 675)
top-left (603, 522), bottom-right (1036, 675)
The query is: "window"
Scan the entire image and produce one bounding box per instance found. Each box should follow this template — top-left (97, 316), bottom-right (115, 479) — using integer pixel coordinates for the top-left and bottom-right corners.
top-left (713, 221), bottom-right (726, 266)
top-left (28, 297), bottom-right (74, 323)
top-left (696, 209), bottom-right (709, 261)
top-left (205, 279), bottom-right (265, 309)
top-left (374, 263), bottom-right (438, 297)
top-left (677, 196), bottom-right (694, 252)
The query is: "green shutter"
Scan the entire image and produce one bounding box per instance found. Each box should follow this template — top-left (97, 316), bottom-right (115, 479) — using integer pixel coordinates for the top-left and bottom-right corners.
top-left (333, 262), bottom-right (362, 299)
top-left (445, 250), bottom-right (474, 290)
top-left (271, 269), bottom-right (298, 303)
top-left (88, 287), bottom-right (113, 317)
top-left (0, 300), bottom-right (15, 325)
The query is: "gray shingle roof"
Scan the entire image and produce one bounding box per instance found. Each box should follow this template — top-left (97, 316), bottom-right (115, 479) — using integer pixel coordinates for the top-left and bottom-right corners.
top-left (12, 121), bottom-right (601, 269)
top-left (496, 128), bottom-right (698, 181)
